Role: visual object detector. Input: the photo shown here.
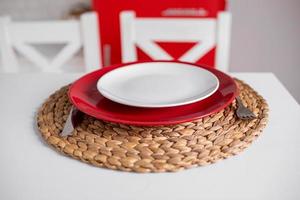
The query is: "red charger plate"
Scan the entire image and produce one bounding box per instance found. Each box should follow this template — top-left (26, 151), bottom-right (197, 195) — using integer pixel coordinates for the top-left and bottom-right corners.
top-left (69, 61), bottom-right (238, 126)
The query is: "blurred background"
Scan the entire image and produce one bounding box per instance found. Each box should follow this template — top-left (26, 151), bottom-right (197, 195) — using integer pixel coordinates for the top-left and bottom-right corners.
top-left (0, 0), bottom-right (299, 103)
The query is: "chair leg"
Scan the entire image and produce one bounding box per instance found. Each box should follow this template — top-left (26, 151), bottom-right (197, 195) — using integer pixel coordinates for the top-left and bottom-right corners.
top-left (81, 12), bottom-right (102, 72)
top-left (216, 12), bottom-right (232, 72)
top-left (0, 16), bottom-right (19, 73)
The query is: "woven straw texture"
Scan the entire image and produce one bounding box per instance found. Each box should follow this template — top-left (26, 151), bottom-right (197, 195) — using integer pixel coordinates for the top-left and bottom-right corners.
top-left (37, 79), bottom-right (268, 173)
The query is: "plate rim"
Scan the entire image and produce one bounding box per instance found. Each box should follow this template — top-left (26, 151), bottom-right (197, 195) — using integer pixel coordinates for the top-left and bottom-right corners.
top-left (96, 62), bottom-right (220, 108)
top-left (69, 60), bottom-right (238, 126)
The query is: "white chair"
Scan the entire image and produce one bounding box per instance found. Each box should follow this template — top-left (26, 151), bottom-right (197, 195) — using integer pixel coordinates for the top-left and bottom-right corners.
top-left (0, 12), bottom-right (102, 73)
top-left (120, 11), bottom-right (231, 71)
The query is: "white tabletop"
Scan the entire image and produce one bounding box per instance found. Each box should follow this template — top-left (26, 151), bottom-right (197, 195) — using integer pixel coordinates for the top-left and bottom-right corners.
top-left (0, 73), bottom-right (299, 200)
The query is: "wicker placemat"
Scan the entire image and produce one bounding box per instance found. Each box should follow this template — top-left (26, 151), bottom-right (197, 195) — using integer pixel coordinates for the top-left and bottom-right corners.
top-left (37, 79), bottom-right (268, 173)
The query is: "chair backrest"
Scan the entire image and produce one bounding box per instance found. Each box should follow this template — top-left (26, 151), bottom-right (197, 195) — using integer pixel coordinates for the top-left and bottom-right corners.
top-left (120, 11), bottom-right (231, 71)
top-left (0, 12), bottom-right (102, 73)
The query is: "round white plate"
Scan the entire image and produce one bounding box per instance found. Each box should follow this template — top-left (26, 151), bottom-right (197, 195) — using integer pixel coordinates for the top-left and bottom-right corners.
top-left (97, 62), bottom-right (219, 108)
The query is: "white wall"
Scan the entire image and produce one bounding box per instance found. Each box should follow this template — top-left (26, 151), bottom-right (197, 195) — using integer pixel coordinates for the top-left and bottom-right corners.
top-left (1, 0), bottom-right (299, 102)
top-left (0, 0), bottom-right (84, 20)
top-left (228, 0), bottom-right (300, 103)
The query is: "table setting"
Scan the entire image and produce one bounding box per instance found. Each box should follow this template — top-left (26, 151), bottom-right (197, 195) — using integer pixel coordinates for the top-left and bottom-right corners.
top-left (1, 71), bottom-right (299, 200)
top-left (37, 61), bottom-right (268, 172)
top-left (1, 0), bottom-right (300, 199)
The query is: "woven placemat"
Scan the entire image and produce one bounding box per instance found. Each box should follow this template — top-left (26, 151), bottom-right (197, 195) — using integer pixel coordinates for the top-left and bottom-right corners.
top-left (37, 79), bottom-right (268, 173)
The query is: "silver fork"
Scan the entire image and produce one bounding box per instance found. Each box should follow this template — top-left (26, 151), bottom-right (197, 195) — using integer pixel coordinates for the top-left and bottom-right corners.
top-left (235, 96), bottom-right (256, 120)
top-left (61, 106), bottom-right (84, 136)
top-left (61, 106), bottom-right (74, 136)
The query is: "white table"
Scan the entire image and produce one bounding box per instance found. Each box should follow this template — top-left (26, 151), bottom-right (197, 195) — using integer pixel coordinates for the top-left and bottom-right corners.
top-left (0, 73), bottom-right (299, 200)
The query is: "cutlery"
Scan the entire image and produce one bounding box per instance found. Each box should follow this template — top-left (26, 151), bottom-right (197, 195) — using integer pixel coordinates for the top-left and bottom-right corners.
top-left (235, 96), bottom-right (256, 120)
top-left (61, 106), bottom-right (84, 136)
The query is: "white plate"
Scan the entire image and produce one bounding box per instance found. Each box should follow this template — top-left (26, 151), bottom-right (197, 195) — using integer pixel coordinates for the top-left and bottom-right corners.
top-left (97, 62), bottom-right (219, 108)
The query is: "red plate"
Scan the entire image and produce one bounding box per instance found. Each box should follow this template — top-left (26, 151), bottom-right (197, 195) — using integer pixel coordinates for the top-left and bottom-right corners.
top-left (69, 61), bottom-right (238, 126)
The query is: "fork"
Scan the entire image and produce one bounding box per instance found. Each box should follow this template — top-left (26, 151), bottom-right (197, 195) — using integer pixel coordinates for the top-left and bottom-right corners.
top-left (235, 96), bottom-right (256, 120)
top-left (61, 106), bottom-right (84, 136)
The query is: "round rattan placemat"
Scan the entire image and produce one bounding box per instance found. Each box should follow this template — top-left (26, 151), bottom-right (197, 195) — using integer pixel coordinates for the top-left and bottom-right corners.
top-left (37, 79), bottom-right (268, 173)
